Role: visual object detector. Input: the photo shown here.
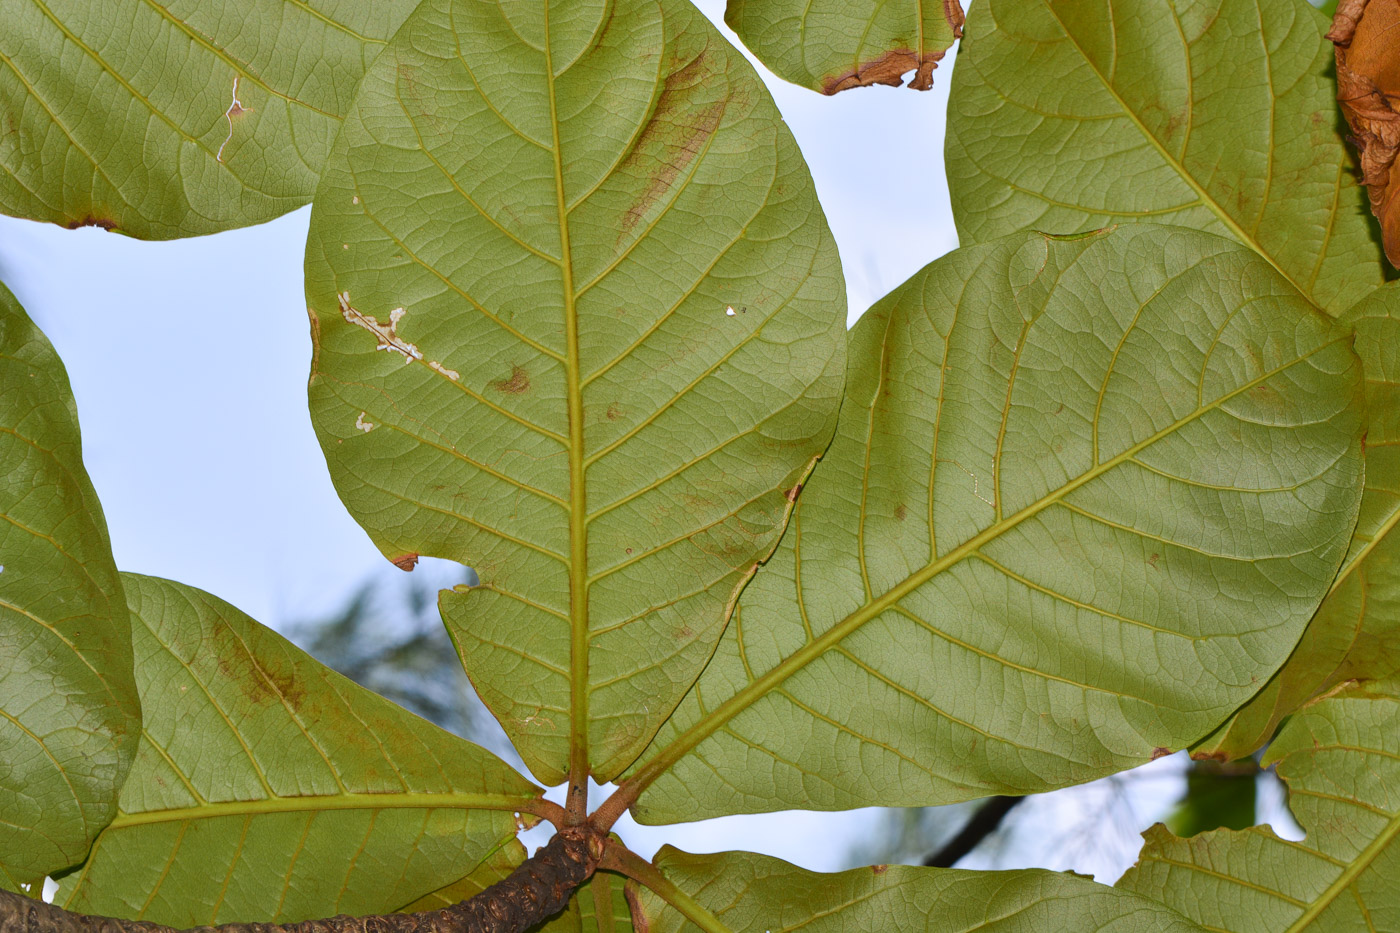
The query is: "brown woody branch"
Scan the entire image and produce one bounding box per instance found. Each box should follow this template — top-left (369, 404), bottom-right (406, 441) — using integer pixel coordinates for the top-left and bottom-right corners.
top-left (0, 828), bottom-right (603, 933)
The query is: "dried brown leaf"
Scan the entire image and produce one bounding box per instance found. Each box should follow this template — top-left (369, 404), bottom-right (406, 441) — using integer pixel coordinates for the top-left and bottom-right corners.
top-left (1331, 0), bottom-right (1400, 265)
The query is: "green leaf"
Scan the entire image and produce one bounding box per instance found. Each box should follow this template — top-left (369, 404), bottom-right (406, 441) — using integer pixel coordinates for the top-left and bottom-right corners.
top-left (56, 574), bottom-right (541, 926)
top-left (624, 225), bottom-right (1366, 824)
top-left (1195, 281), bottom-right (1400, 760)
top-left (724, 0), bottom-right (964, 95)
top-left (631, 848), bottom-right (1205, 932)
top-left (1118, 685), bottom-right (1400, 932)
top-left (944, 0), bottom-right (1386, 315)
top-left (304, 0), bottom-right (846, 786)
top-left (0, 282), bottom-right (140, 888)
top-left (0, 0), bottom-right (418, 238)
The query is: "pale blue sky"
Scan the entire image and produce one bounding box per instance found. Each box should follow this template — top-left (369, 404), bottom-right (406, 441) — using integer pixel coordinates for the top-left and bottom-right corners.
top-left (0, 0), bottom-right (1294, 882)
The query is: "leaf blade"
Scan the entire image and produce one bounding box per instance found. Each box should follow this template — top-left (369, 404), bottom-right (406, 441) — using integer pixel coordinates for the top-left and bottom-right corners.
top-left (724, 0), bottom-right (964, 94)
top-left (56, 575), bottom-right (540, 925)
top-left (945, 0), bottom-right (1386, 314)
top-left (0, 282), bottom-right (140, 887)
top-left (632, 849), bottom-right (1205, 932)
top-left (0, 0), bottom-right (418, 237)
top-left (1195, 281), bottom-right (1400, 760)
top-left (305, 0), bottom-right (847, 784)
top-left (626, 225), bottom-right (1366, 823)
top-left (1119, 686), bottom-right (1400, 932)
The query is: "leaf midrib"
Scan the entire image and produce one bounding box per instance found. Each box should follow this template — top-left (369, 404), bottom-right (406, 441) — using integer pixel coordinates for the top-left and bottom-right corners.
top-left (539, 4), bottom-right (592, 807)
top-left (100, 792), bottom-right (540, 831)
top-left (630, 334), bottom-right (1349, 791)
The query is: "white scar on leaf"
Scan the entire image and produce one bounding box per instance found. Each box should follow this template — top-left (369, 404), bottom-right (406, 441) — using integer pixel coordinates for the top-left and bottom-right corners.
top-left (355, 412), bottom-right (375, 432)
top-left (338, 292), bottom-right (421, 363)
top-left (216, 76), bottom-right (247, 164)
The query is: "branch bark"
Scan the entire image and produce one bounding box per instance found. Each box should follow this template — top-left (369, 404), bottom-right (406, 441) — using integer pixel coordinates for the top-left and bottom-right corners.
top-left (0, 829), bottom-right (599, 933)
top-left (922, 796), bottom-right (1021, 868)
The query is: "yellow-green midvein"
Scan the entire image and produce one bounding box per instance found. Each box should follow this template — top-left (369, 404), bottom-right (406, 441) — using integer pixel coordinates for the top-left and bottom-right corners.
top-left (99, 792), bottom-right (549, 831)
top-left (541, 5), bottom-right (593, 822)
top-left (624, 335), bottom-right (1354, 795)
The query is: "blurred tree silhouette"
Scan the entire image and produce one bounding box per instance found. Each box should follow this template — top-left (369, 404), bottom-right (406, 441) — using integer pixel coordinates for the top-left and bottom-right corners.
top-left (286, 566), bottom-right (517, 766)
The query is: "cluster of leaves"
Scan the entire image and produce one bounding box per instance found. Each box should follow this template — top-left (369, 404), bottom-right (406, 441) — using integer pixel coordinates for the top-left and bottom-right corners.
top-left (1, 0), bottom-right (1398, 929)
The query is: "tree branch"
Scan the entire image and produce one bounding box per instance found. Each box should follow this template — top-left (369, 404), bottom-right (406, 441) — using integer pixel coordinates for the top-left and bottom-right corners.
top-left (1, 829), bottom-right (600, 933)
top-left (922, 796), bottom-right (1021, 868)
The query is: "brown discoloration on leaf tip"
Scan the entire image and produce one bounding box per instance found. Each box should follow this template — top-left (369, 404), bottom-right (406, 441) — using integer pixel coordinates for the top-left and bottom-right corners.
top-left (1151, 746), bottom-right (1173, 761)
top-left (65, 214), bottom-right (117, 231)
top-left (820, 1), bottom-right (964, 93)
top-left (391, 553), bottom-right (419, 572)
top-left (944, 0), bottom-right (967, 39)
top-left (491, 364), bottom-right (531, 394)
top-left (1330, 0), bottom-right (1400, 265)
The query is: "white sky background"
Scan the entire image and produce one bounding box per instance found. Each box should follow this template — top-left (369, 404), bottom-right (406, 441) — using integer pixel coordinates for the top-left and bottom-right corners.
top-left (0, 0), bottom-right (1302, 885)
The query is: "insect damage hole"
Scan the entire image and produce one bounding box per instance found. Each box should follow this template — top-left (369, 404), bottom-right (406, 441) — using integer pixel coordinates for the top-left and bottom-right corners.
top-left (216, 76), bottom-right (248, 164)
top-left (338, 292), bottom-right (422, 364)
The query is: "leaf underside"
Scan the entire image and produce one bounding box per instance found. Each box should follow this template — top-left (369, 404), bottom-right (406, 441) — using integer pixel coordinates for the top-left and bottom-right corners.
top-left (0, 283), bottom-right (140, 888)
top-left (0, 0), bottom-right (417, 237)
top-left (945, 0), bottom-right (1386, 315)
top-left (723, 0), bottom-right (964, 95)
top-left (1197, 281), bottom-right (1400, 759)
top-left (304, 0), bottom-right (846, 786)
top-left (1119, 686), bottom-right (1400, 932)
top-left (636, 848), bottom-right (1205, 932)
top-left (56, 575), bottom-right (539, 927)
top-left (628, 225), bottom-right (1365, 824)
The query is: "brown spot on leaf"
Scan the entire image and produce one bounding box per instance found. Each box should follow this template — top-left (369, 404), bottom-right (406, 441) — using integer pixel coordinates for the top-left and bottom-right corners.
top-left (894, 504), bottom-right (908, 521)
top-left (871, 864), bottom-right (889, 874)
top-left (621, 48), bottom-right (727, 235)
top-left (491, 364), bottom-right (531, 394)
top-left (786, 483), bottom-right (804, 502)
top-left (1151, 746), bottom-right (1173, 760)
top-left (1330, 0), bottom-right (1400, 265)
top-left (606, 401), bottom-right (623, 421)
top-left (1192, 748), bottom-right (1231, 762)
top-left (391, 553), bottom-right (419, 572)
top-left (306, 306), bottom-right (322, 373)
top-left (677, 625), bottom-right (694, 639)
top-left (65, 214), bottom-right (116, 231)
top-left (1148, 552), bottom-right (1160, 569)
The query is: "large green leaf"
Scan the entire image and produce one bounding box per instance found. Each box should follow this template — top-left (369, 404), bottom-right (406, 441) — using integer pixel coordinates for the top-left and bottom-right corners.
top-left (1118, 685), bottom-right (1400, 932)
top-left (724, 0), bottom-right (964, 95)
top-left (1195, 281), bottom-right (1400, 760)
top-left (304, 0), bottom-right (846, 786)
top-left (944, 0), bottom-right (1386, 315)
top-left (0, 0), bottom-right (417, 238)
top-left (0, 282), bottom-right (140, 890)
top-left (631, 849), bottom-right (1204, 932)
top-left (623, 225), bottom-right (1366, 824)
top-left (56, 575), bottom-right (541, 926)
